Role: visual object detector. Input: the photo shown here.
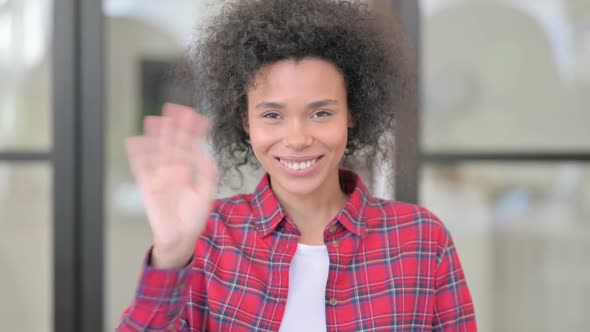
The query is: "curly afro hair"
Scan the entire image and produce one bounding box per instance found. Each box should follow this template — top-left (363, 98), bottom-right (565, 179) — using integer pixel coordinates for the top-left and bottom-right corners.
top-left (185, 0), bottom-right (412, 177)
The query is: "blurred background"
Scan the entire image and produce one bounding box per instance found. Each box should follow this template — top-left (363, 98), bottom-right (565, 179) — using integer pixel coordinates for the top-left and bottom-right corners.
top-left (1, 0), bottom-right (589, 331)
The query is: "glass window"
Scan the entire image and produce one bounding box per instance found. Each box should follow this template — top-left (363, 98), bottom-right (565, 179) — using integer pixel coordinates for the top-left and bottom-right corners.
top-left (0, 0), bottom-right (52, 151)
top-left (0, 163), bottom-right (52, 332)
top-left (421, 163), bottom-right (590, 332)
top-left (421, 0), bottom-right (590, 152)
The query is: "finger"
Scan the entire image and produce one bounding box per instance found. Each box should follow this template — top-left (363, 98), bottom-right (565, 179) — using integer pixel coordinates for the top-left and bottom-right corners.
top-left (158, 116), bottom-right (175, 163)
top-left (190, 145), bottom-right (219, 200)
top-left (143, 116), bottom-right (175, 167)
top-left (175, 128), bottom-right (197, 152)
top-left (162, 103), bottom-right (208, 134)
top-left (163, 103), bottom-right (210, 148)
top-left (168, 110), bottom-right (199, 152)
top-left (197, 154), bottom-right (219, 202)
top-left (162, 103), bottom-right (198, 128)
top-left (163, 103), bottom-right (209, 135)
top-left (125, 136), bottom-right (156, 183)
top-left (143, 116), bottom-right (162, 137)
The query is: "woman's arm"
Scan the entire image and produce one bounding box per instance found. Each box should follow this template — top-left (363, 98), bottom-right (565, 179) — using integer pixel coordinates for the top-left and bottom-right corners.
top-left (117, 103), bottom-right (218, 331)
top-left (116, 247), bottom-right (208, 331)
top-left (433, 232), bottom-right (478, 332)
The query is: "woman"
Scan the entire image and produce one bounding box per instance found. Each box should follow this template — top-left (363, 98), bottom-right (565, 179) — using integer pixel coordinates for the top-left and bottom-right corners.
top-left (118, 0), bottom-right (477, 331)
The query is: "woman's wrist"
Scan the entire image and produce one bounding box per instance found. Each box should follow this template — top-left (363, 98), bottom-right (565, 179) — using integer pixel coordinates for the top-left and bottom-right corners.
top-left (151, 243), bottom-right (194, 269)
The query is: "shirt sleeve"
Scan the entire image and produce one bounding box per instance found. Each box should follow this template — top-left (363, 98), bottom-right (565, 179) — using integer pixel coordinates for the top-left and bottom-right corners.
top-left (433, 232), bottom-right (478, 332)
top-left (116, 246), bottom-right (206, 331)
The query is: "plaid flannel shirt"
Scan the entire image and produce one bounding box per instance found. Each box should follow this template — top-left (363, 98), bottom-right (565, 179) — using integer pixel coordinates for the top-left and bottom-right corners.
top-left (118, 169), bottom-right (477, 331)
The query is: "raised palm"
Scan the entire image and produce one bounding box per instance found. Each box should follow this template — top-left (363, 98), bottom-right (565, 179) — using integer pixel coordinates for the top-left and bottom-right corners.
top-left (125, 103), bottom-right (219, 268)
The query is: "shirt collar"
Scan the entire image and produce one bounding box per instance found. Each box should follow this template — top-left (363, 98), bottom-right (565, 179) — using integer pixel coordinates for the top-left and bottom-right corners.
top-left (252, 168), bottom-right (368, 238)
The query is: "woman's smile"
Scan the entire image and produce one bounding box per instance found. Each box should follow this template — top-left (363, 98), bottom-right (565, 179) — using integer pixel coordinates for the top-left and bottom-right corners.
top-left (275, 155), bottom-right (324, 176)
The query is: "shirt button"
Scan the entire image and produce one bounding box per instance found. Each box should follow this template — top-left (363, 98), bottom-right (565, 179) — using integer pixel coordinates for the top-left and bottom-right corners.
top-left (179, 283), bottom-right (185, 291)
top-left (329, 298), bottom-right (338, 306)
top-left (329, 226), bottom-right (337, 233)
top-left (332, 240), bottom-right (339, 248)
top-left (168, 322), bottom-right (175, 330)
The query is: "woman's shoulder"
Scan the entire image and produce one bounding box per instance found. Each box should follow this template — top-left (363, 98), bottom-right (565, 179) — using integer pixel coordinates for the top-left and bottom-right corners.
top-left (197, 193), bottom-right (259, 244)
top-left (208, 193), bottom-right (258, 223)
top-left (364, 196), bottom-right (452, 243)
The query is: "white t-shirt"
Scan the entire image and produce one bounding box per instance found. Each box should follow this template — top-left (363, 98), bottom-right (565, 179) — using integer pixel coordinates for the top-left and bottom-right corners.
top-left (278, 243), bottom-right (330, 332)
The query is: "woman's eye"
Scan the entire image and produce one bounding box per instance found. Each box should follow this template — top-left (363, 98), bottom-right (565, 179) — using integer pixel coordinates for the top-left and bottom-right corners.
top-left (262, 112), bottom-right (281, 119)
top-left (312, 110), bottom-right (332, 118)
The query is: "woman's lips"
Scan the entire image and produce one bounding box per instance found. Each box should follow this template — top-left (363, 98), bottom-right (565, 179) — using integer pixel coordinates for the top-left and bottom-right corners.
top-left (274, 154), bottom-right (323, 162)
top-left (275, 155), bottom-right (323, 175)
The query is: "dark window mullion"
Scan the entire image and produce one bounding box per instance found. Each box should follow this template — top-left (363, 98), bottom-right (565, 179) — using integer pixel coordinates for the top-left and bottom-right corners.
top-left (53, 0), bottom-right (78, 331)
top-left (79, 0), bottom-right (104, 330)
top-left (53, 0), bottom-right (104, 331)
top-left (389, 0), bottom-right (421, 204)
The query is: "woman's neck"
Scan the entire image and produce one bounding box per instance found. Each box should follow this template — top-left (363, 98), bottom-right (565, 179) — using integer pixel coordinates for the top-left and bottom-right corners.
top-left (270, 171), bottom-right (348, 242)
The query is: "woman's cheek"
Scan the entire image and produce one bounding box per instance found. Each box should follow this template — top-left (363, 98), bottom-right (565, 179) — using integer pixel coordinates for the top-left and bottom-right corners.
top-left (250, 124), bottom-right (282, 149)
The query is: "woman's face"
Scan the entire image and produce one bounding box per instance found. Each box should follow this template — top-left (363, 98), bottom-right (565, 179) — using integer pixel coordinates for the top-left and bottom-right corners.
top-left (246, 58), bottom-right (352, 197)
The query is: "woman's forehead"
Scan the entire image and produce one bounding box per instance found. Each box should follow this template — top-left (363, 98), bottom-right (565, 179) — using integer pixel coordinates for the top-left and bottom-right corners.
top-left (248, 58), bottom-right (346, 98)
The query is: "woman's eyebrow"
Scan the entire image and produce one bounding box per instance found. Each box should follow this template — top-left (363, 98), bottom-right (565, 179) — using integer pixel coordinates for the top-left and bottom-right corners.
top-left (255, 99), bottom-right (338, 110)
top-left (255, 101), bottom-right (285, 110)
top-left (306, 99), bottom-right (338, 109)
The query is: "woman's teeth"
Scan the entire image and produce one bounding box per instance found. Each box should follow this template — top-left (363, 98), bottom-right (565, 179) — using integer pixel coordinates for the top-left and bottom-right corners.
top-left (279, 158), bottom-right (318, 170)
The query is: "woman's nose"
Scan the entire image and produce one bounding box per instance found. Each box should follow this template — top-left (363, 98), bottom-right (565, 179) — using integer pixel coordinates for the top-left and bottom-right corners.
top-left (283, 120), bottom-right (313, 150)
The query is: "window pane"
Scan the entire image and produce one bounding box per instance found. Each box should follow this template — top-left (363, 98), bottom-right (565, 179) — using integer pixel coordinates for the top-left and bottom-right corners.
top-left (0, 163), bottom-right (52, 332)
top-left (421, 0), bottom-right (590, 152)
top-left (421, 162), bottom-right (590, 332)
top-left (0, 0), bottom-right (52, 151)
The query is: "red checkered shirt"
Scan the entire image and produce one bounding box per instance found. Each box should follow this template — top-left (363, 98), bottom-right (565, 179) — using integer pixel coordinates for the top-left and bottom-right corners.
top-left (118, 169), bottom-right (477, 331)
